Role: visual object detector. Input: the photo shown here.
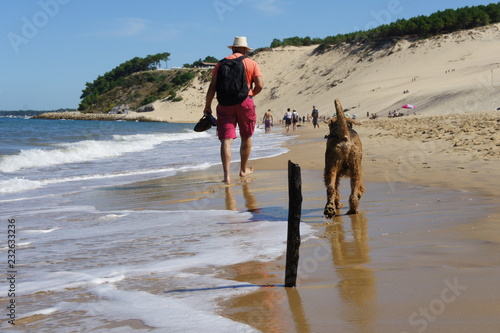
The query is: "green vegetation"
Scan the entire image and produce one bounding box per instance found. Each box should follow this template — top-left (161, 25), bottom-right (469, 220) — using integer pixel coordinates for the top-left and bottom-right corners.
top-left (139, 70), bottom-right (194, 105)
top-left (79, 68), bottom-right (199, 112)
top-left (183, 56), bottom-right (219, 68)
top-left (79, 52), bottom-right (170, 111)
top-left (77, 52), bottom-right (219, 112)
top-left (78, 52), bottom-right (215, 112)
top-left (269, 3), bottom-right (500, 48)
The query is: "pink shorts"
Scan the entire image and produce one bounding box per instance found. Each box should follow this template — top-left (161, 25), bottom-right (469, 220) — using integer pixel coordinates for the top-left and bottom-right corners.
top-left (216, 97), bottom-right (256, 140)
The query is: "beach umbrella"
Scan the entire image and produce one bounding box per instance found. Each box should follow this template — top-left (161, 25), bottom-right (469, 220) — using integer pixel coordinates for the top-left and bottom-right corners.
top-left (402, 104), bottom-right (416, 109)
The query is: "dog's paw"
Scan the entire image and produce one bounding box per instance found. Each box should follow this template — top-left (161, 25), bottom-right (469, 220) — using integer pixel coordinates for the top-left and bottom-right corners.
top-left (346, 208), bottom-right (358, 215)
top-left (324, 206), bottom-right (336, 219)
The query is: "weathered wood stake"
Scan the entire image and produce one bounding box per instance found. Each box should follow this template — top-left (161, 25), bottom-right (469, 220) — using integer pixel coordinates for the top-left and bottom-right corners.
top-left (285, 160), bottom-right (302, 287)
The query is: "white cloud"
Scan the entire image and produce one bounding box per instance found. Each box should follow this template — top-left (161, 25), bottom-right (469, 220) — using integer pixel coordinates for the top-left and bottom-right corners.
top-left (146, 28), bottom-right (180, 42)
top-left (251, 0), bottom-right (286, 16)
top-left (116, 18), bottom-right (148, 36)
top-left (85, 18), bottom-right (182, 42)
top-left (86, 18), bottom-right (148, 38)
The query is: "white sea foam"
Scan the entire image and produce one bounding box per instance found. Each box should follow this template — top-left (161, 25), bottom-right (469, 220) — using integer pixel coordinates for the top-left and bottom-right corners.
top-left (11, 207), bottom-right (316, 331)
top-left (0, 162), bottom-right (212, 194)
top-left (23, 227), bottom-right (60, 234)
top-left (0, 131), bottom-right (210, 173)
top-left (98, 213), bottom-right (129, 220)
top-left (0, 177), bottom-right (45, 193)
top-left (41, 284), bottom-right (260, 332)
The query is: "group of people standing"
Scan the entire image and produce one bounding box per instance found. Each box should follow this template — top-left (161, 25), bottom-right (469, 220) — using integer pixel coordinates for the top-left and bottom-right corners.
top-left (283, 108), bottom-right (300, 133)
top-left (262, 105), bottom-right (321, 133)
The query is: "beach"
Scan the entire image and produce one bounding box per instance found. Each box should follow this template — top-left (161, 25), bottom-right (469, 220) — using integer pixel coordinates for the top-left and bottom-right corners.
top-left (3, 111), bottom-right (498, 332)
top-left (208, 114), bottom-right (500, 332)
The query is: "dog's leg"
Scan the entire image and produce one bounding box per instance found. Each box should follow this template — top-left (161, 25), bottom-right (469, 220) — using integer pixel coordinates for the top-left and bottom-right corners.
top-left (347, 163), bottom-right (363, 215)
top-left (334, 173), bottom-right (343, 210)
top-left (324, 167), bottom-right (337, 219)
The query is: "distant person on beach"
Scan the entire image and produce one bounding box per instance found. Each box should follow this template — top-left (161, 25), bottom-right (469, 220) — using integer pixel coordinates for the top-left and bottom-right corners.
top-left (283, 108), bottom-right (292, 133)
top-left (311, 106), bottom-right (319, 128)
top-left (204, 36), bottom-right (264, 183)
top-left (292, 109), bottom-right (299, 131)
top-left (263, 109), bottom-right (273, 133)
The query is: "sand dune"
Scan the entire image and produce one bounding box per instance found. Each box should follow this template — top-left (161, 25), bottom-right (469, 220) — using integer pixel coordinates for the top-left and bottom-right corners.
top-left (147, 23), bottom-right (500, 123)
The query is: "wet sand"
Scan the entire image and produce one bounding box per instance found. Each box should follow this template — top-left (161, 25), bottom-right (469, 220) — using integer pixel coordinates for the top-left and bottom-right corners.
top-left (109, 166), bottom-right (500, 332)
top-left (216, 174), bottom-right (499, 333)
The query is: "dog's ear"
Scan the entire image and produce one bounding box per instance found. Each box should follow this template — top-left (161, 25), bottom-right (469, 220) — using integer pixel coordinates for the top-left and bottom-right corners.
top-left (346, 118), bottom-right (361, 126)
top-left (324, 117), bottom-right (338, 125)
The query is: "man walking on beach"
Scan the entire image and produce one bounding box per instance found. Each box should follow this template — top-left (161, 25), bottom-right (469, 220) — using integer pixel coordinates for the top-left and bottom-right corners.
top-left (284, 108), bottom-right (292, 133)
top-left (204, 36), bottom-right (264, 183)
top-left (292, 109), bottom-right (299, 131)
top-left (263, 109), bottom-right (273, 134)
top-left (311, 106), bottom-right (319, 128)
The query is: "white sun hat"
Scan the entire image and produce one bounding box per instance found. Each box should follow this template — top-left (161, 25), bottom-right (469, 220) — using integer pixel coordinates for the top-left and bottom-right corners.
top-left (227, 36), bottom-right (253, 50)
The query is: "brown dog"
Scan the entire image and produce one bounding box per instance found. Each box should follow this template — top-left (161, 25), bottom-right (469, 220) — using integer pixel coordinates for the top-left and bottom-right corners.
top-left (324, 99), bottom-right (365, 218)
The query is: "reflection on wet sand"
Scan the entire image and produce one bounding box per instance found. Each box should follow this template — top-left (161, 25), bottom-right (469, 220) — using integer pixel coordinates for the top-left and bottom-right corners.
top-left (224, 179), bottom-right (260, 213)
top-left (220, 179), bottom-right (311, 332)
top-left (326, 213), bottom-right (376, 332)
top-left (227, 214), bottom-right (375, 333)
top-left (286, 287), bottom-right (311, 333)
top-left (222, 285), bottom-right (288, 332)
top-left (224, 186), bottom-right (237, 211)
top-left (220, 266), bottom-right (312, 332)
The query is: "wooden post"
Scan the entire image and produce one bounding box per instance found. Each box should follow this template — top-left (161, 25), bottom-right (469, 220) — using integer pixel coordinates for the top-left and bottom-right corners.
top-left (285, 160), bottom-right (302, 287)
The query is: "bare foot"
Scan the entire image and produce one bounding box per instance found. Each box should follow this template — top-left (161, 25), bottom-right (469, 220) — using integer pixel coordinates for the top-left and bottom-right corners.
top-left (222, 178), bottom-right (230, 184)
top-left (239, 166), bottom-right (254, 178)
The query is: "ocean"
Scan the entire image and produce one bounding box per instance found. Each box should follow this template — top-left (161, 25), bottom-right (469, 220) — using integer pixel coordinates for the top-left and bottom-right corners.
top-left (0, 116), bottom-right (315, 332)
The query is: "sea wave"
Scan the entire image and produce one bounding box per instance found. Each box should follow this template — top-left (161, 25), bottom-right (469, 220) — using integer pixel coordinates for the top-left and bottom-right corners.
top-left (0, 163), bottom-right (212, 194)
top-left (0, 131), bottom-right (210, 173)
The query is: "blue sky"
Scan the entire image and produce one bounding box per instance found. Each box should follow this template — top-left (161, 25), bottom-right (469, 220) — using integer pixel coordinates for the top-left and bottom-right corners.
top-left (0, 0), bottom-right (495, 110)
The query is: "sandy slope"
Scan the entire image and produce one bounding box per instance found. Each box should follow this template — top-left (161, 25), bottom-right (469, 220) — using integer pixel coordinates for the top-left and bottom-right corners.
top-left (146, 23), bottom-right (500, 123)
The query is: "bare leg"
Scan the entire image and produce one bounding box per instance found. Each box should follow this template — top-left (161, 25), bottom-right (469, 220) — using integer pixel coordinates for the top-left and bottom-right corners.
top-left (239, 137), bottom-right (254, 178)
top-left (221, 138), bottom-right (233, 183)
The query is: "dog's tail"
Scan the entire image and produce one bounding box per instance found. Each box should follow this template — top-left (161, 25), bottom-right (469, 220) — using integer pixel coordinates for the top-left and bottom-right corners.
top-left (334, 98), bottom-right (350, 141)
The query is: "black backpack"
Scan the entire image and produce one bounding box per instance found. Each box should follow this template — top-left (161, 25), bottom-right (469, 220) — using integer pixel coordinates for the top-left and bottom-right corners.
top-left (216, 56), bottom-right (249, 106)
